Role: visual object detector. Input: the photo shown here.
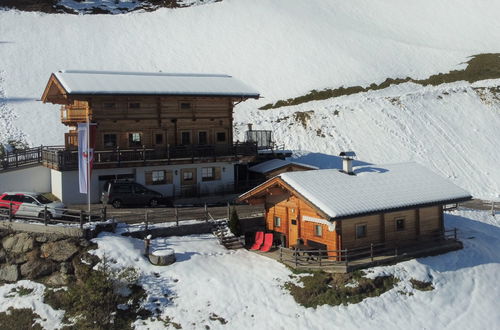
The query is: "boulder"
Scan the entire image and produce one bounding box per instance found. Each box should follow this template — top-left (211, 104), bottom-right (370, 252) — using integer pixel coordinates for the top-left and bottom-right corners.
top-left (0, 249), bottom-right (6, 263)
top-left (45, 272), bottom-right (71, 286)
top-left (41, 239), bottom-right (79, 262)
top-left (20, 259), bottom-right (56, 279)
top-left (60, 262), bottom-right (73, 275)
top-left (2, 233), bottom-right (34, 254)
top-left (0, 264), bottom-right (19, 282)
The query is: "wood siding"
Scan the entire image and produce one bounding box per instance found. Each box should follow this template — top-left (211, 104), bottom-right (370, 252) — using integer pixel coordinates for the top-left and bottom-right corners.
top-left (340, 214), bottom-right (383, 250)
top-left (62, 95), bottom-right (234, 150)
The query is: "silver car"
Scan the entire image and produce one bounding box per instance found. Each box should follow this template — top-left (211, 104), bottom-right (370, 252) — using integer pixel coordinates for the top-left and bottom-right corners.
top-left (0, 192), bottom-right (66, 219)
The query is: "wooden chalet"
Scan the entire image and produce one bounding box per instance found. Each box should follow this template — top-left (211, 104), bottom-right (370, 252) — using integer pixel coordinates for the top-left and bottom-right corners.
top-left (36, 70), bottom-right (268, 203)
top-left (238, 161), bottom-right (472, 256)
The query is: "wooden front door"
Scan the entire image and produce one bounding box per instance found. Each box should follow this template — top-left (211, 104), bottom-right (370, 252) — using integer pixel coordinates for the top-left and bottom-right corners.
top-left (288, 207), bottom-right (299, 246)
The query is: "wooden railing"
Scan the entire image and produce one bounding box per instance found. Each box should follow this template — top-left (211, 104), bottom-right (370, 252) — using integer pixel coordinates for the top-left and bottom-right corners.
top-left (41, 142), bottom-right (258, 170)
top-left (0, 146), bottom-right (62, 171)
top-left (279, 229), bottom-right (459, 269)
top-left (60, 105), bottom-right (88, 123)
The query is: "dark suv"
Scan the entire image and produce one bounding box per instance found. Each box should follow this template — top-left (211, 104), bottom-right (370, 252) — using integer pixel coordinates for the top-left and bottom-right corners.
top-left (101, 181), bottom-right (170, 208)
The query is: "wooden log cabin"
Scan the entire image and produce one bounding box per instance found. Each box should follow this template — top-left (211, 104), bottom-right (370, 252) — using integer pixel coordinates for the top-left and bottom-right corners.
top-left (40, 70), bottom-right (261, 204)
top-left (238, 160), bottom-right (472, 253)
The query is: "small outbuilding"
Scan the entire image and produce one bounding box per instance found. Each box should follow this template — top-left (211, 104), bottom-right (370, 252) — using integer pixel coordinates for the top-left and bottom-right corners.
top-left (248, 159), bottom-right (318, 179)
top-left (238, 161), bottom-right (472, 253)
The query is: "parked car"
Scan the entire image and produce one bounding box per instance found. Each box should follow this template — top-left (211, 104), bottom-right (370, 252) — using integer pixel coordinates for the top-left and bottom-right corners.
top-left (101, 181), bottom-right (171, 208)
top-left (0, 192), bottom-right (66, 219)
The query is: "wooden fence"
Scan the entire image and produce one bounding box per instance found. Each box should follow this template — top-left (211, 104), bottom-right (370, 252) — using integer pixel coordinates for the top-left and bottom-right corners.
top-left (279, 229), bottom-right (459, 269)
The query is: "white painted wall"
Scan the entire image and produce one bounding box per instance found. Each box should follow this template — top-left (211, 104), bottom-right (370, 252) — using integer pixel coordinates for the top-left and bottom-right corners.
top-left (0, 166), bottom-right (51, 193)
top-left (50, 162), bottom-right (237, 205)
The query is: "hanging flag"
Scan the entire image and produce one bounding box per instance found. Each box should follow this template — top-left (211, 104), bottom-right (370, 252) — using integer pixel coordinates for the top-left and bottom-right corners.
top-left (78, 123), bottom-right (97, 194)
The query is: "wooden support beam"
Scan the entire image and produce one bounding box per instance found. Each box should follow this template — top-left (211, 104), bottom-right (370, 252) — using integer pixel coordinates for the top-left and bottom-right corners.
top-left (266, 187), bottom-right (286, 195)
top-left (247, 197), bottom-right (266, 205)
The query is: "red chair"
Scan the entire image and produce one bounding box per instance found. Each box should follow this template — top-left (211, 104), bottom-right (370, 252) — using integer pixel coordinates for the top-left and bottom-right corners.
top-left (250, 231), bottom-right (264, 250)
top-left (260, 233), bottom-right (274, 252)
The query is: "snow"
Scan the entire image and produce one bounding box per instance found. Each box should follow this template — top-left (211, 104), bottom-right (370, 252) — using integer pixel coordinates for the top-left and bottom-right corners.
top-left (236, 80), bottom-right (500, 199)
top-left (86, 209), bottom-right (500, 329)
top-left (52, 70), bottom-right (260, 97)
top-left (248, 158), bottom-right (318, 174)
top-left (246, 162), bottom-right (471, 219)
top-left (151, 248), bottom-right (174, 257)
top-left (0, 280), bottom-right (65, 329)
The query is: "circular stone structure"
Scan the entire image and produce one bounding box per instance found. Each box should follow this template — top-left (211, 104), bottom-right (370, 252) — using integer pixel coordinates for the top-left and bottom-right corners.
top-left (148, 248), bottom-right (176, 266)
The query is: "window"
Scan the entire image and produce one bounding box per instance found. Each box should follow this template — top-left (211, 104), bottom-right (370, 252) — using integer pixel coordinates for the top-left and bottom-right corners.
top-left (128, 133), bottom-right (142, 148)
top-left (356, 224), bottom-right (367, 239)
top-left (181, 132), bottom-right (191, 145)
top-left (133, 184), bottom-right (148, 194)
top-left (180, 102), bottom-right (191, 109)
top-left (113, 184), bottom-right (132, 194)
top-left (103, 134), bottom-right (117, 148)
top-left (274, 216), bottom-right (281, 227)
top-left (155, 133), bottom-right (163, 145)
top-left (396, 218), bottom-right (405, 231)
top-left (22, 196), bottom-right (37, 204)
top-left (216, 132), bottom-right (226, 143)
top-left (129, 102), bottom-right (140, 109)
top-left (103, 102), bottom-right (116, 109)
top-left (183, 171), bottom-right (193, 181)
top-left (198, 131), bottom-right (208, 145)
top-left (152, 170), bottom-right (166, 184)
top-left (201, 167), bottom-right (215, 181)
top-left (314, 225), bottom-right (323, 237)
top-left (145, 170), bottom-right (172, 185)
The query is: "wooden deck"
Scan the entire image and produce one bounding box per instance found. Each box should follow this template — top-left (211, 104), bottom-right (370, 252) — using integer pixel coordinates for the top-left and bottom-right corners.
top-left (251, 238), bottom-right (463, 273)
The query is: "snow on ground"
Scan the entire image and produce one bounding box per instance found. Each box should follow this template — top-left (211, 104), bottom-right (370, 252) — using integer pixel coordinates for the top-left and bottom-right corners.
top-left (236, 80), bottom-right (500, 199)
top-left (89, 209), bottom-right (500, 330)
top-left (0, 280), bottom-right (64, 328)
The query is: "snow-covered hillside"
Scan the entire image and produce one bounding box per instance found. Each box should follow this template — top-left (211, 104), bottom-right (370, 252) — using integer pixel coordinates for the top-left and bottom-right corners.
top-left (0, 0), bottom-right (499, 198)
top-left (235, 80), bottom-right (500, 198)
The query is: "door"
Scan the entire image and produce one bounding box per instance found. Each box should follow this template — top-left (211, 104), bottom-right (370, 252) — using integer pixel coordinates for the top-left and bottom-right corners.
top-left (288, 207), bottom-right (299, 247)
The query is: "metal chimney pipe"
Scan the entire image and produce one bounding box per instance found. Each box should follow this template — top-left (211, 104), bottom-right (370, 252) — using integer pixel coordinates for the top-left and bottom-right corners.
top-left (247, 123), bottom-right (253, 131)
top-left (343, 158), bottom-right (353, 174)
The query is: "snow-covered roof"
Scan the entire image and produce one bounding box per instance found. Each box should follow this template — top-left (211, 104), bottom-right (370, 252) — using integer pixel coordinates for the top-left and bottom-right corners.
top-left (245, 162), bottom-right (472, 219)
top-left (53, 70), bottom-right (260, 98)
top-left (249, 159), bottom-right (318, 174)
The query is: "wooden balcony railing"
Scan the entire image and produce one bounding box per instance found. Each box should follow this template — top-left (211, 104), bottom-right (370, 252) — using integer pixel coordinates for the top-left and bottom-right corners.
top-left (60, 106), bottom-right (88, 123)
top-left (37, 142), bottom-right (258, 171)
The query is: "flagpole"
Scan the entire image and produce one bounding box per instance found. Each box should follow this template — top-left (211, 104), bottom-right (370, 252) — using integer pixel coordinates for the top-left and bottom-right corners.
top-left (87, 114), bottom-right (90, 215)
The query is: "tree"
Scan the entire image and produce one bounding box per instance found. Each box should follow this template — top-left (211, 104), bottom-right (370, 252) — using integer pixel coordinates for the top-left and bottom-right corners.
top-left (228, 207), bottom-right (241, 237)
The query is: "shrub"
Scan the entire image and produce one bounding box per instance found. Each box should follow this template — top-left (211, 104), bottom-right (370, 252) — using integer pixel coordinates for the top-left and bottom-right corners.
top-left (228, 207), bottom-right (241, 237)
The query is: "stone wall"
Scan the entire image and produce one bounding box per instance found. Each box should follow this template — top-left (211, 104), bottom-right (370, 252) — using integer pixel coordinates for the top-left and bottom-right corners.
top-left (0, 230), bottom-right (99, 285)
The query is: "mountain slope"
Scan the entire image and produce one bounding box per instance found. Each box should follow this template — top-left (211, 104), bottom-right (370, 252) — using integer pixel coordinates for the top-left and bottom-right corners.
top-left (0, 0), bottom-right (499, 198)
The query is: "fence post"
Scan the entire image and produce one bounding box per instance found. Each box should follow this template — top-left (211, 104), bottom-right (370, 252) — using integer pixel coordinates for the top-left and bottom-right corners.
top-left (79, 210), bottom-right (84, 229)
top-left (9, 202), bottom-right (13, 222)
top-left (345, 249), bottom-right (349, 268)
top-left (145, 210), bottom-right (149, 231)
top-left (227, 202), bottom-right (230, 221)
top-left (112, 216), bottom-right (116, 233)
top-left (101, 206), bottom-right (107, 222)
top-left (175, 207), bottom-right (179, 226)
top-left (454, 228), bottom-right (457, 240)
top-left (319, 251), bottom-right (322, 267)
top-left (44, 206), bottom-right (48, 226)
top-left (280, 247), bottom-right (282, 261)
top-left (295, 249), bottom-right (298, 267)
top-left (395, 247), bottom-right (398, 257)
top-left (370, 243), bottom-right (374, 262)
top-left (204, 203), bottom-right (208, 222)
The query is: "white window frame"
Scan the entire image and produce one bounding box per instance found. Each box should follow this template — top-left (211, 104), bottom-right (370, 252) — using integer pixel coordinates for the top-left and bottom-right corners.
top-left (314, 224), bottom-right (323, 237)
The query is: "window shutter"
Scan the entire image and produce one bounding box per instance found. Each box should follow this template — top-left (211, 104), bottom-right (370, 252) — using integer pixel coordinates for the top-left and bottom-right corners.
top-left (214, 167), bottom-right (221, 180)
top-left (145, 172), bottom-right (153, 185)
top-left (165, 171), bottom-right (173, 184)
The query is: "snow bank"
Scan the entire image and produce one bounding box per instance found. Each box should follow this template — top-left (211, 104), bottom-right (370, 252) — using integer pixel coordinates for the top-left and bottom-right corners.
top-left (90, 209), bottom-right (500, 329)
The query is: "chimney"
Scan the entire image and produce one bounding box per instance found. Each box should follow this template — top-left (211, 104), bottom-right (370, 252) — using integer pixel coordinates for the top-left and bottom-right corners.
top-left (339, 151), bottom-right (356, 175)
top-left (247, 123), bottom-right (253, 131)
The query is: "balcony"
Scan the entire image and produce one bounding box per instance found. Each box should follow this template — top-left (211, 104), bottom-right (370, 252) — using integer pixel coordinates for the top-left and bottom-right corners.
top-left (40, 142), bottom-right (258, 171)
top-left (60, 105), bottom-right (88, 124)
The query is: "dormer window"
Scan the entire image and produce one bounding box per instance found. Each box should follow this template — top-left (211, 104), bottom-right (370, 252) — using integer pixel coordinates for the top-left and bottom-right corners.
top-left (129, 102), bottom-right (140, 109)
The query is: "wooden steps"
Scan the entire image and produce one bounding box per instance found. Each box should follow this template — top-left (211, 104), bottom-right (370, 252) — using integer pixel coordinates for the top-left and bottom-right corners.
top-left (212, 220), bottom-right (244, 250)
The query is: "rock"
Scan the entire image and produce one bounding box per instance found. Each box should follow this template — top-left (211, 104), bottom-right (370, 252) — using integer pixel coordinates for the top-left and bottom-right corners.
top-left (35, 235), bottom-right (48, 243)
top-left (72, 257), bottom-right (91, 283)
top-left (80, 252), bottom-right (99, 267)
top-left (45, 272), bottom-right (71, 286)
top-left (79, 239), bottom-right (90, 248)
top-left (2, 233), bottom-right (34, 254)
top-left (20, 259), bottom-right (56, 279)
top-left (148, 248), bottom-right (176, 266)
top-left (60, 262), bottom-right (73, 275)
top-left (0, 264), bottom-right (19, 282)
top-left (41, 239), bottom-right (79, 262)
top-left (0, 249), bottom-right (6, 263)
